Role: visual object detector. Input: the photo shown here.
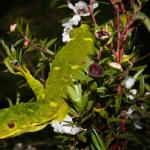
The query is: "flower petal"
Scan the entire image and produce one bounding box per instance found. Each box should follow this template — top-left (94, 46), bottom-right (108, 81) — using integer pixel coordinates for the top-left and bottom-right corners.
top-left (68, 2), bottom-right (77, 14)
top-left (130, 89), bottom-right (137, 95)
top-left (69, 15), bottom-right (81, 25)
top-left (124, 77), bottom-right (136, 89)
top-left (10, 23), bottom-right (17, 32)
top-left (108, 62), bottom-right (122, 70)
top-left (51, 116), bottom-right (85, 135)
top-left (126, 108), bottom-right (135, 117)
top-left (134, 122), bottom-right (142, 129)
top-left (92, 2), bottom-right (99, 9)
top-left (62, 26), bottom-right (72, 42)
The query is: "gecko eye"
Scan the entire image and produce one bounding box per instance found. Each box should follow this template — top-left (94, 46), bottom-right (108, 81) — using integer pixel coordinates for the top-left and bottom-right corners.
top-left (8, 121), bottom-right (15, 129)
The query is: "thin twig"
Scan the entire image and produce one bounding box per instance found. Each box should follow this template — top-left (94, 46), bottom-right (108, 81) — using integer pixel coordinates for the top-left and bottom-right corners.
top-left (89, 0), bottom-right (97, 25)
top-left (110, 0), bottom-right (121, 63)
top-left (97, 47), bottom-right (103, 62)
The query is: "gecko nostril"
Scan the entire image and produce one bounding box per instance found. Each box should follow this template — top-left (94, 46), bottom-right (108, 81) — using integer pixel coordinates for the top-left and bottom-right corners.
top-left (8, 121), bottom-right (15, 129)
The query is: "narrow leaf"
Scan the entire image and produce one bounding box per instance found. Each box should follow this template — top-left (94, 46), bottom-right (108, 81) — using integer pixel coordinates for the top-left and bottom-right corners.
top-left (115, 94), bottom-right (122, 113)
top-left (108, 118), bottom-right (121, 122)
top-left (46, 38), bottom-right (57, 48)
top-left (91, 133), bottom-right (102, 150)
top-left (136, 12), bottom-right (150, 32)
top-left (4, 58), bottom-right (15, 74)
top-left (1, 40), bottom-right (11, 57)
top-left (14, 39), bottom-right (24, 47)
top-left (25, 24), bottom-right (30, 38)
top-left (139, 75), bottom-right (145, 96)
top-left (93, 128), bottom-right (106, 150)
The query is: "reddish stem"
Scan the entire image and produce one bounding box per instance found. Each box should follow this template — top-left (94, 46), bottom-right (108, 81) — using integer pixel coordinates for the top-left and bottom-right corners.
top-left (110, 0), bottom-right (142, 63)
top-left (110, 0), bottom-right (121, 63)
top-left (120, 120), bottom-right (126, 133)
top-left (97, 47), bottom-right (103, 62)
top-left (120, 0), bottom-right (127, 16)
top-left (89, 0), bottom-right (97, 25)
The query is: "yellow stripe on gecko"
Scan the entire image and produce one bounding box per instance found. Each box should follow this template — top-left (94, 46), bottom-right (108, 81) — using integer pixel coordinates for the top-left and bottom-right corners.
top-left (0, 24), bottom-right (95, 139)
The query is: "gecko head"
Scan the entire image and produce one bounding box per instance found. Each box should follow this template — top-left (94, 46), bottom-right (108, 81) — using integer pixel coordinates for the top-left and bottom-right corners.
top-left (0, 103), bottom-right (48, 139)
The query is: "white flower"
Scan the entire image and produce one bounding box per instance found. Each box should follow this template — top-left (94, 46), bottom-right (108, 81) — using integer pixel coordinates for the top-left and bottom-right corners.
top-left (130, 89), bottom-right (137, 95)
top-left (51, 116), bottom-right (85, 135)
top-left (127, 95), bottom-right (134, 100)
top-left (62, 1), bottom-right (99, 42)
top-left (62, 26), bottom-right (73, 42)
top-left (68, 0), bottom-right (98, 18)
top-left (123, 108), bottom-right (142, 130)
top-left (10, 23), bottom-right (17, 32)
top-left (68, 0), bottom-right (98, 17)
top-left (124, 77), bottom-right (136, 89)
top-left (62, 15), bottom-right (81, 29)
top-left (108, 62), bottom-right (122, 70)
top-left (134, 122), bottom-right (142, 130)
top-left (11, 44), bottom-right (15, 53)
top-left (13, 143), bottom-right (23, 150)
top-left (145, 92), bottom-right (150, 96)
top-left (126, 89), bottom-right (137, 100)
top-left (126, 108), bottom-right (135, 118)
top-left (69, 15), bottom-right (81, 25)
top-left (13, 143), bottom-right (37, 150)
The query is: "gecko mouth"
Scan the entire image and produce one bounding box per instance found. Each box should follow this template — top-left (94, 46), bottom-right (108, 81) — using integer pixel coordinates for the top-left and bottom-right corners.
top-left (0, 124), bottom-right (48, 139)
top-left (0, 129), bottom-right (23, 139)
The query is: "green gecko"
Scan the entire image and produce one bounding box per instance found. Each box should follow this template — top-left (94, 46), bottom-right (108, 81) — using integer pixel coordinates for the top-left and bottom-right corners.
top-left (0, 24), bottom-right (95, 139)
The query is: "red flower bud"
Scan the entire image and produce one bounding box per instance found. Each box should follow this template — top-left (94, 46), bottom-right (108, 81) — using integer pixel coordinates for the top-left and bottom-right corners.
top-left (23, 39), bottom-right (30, 46)
top-left (88, 63), bottom-right (103, 77)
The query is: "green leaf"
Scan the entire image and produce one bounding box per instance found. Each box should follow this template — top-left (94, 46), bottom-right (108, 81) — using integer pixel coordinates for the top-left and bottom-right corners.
top-left (91, 144), bottom-right (97, 150)
top-left (136, 12), bottom-right (150, 32)
top-left (25, 47), bottom-right (34, 53)
top-left (56, 4), bottom-right (68, 9)
top-left (92, 128), bottom-right (106, 150)
top-left (77, 71), bottom-right (92, 82)
top-left (108, 117), bottom-right (121, 123)
top-left (6, 97), bottom-right (13, 107)
top-left (35, 64), bottom-right (45, 77)
top-left (46, 38), bottom-right (57, 48)
top-left (90, 82), bottom-right (97, 91)
top-left (97, 87), bottom-right (106, 94)
top-left (77, 132), bottom-right (86, 143)
top-left (139, 75), bottom-right (145, 97)
top-left (14, 39), bottom-right (24, 47)
top-left (145, 83), bottom-right (150, 91)
top-left (67, 85), bottom-right (82, 111)
top-left (18, 49), bottom-right (23, 65)
top-left (94, 10), bottom-right (101, 17)
top-left (86, 100), bottom-right (94, 111)
top-left (1, 40), bottom-right (11, 57)
top-left (25, 24), bottom-right (30, 38)
top-left (133, 67), bottom-right (145, 79)
top-left (81, 90), bottom-right (91, 112)
top-left (91, 133), bottom-right (102, 150)
top-left (115, 94), bottom-right (122, 113)
top-left (16, 18), bottom-right (23, 32)
top-left (4, 58), bottom-right (16, 74)
top-left (98, 109), bottom-right (108, 119)
top-left (119, 133), bottom-right (141, 144)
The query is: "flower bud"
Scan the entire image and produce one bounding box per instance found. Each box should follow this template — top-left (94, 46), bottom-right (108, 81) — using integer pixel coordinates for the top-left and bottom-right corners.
top-left (10, 24), bottom-right (17, 32)
top-left (88, 63), bottom-right (103, 77)
top-left (95, 30), bottom-right (110, 40)
top-left (23, 39), bottom-right (30, 46)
